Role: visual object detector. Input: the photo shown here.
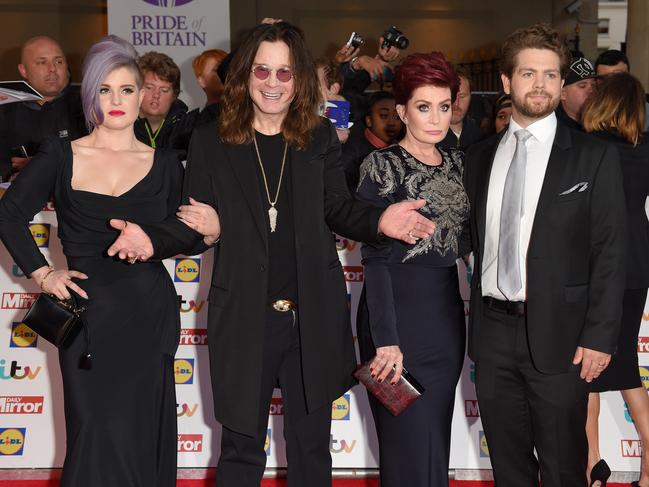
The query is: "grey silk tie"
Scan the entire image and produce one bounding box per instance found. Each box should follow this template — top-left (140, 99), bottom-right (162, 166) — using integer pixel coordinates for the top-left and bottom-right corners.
top-left (497, 129), bottom-right (532, 300)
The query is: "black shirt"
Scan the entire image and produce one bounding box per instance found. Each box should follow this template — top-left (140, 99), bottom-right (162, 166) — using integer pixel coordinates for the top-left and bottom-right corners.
top-left (0, 84), bottom-right (87, 181)
top-left (253, 131), bottom-right (298, 303)
top-left (555, 103), bottom-right (584, 132)
top-left (438, 116), bottom-right (482, 152)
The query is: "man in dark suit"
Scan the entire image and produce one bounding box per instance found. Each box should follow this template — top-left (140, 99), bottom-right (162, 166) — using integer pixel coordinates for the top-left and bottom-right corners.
top-left (462, 24), bottom-right (626, 486)
top-left (106, 22), bottom-right (435, 487)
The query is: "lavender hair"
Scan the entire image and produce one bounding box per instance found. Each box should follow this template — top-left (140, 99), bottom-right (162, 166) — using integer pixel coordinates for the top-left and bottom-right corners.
top-left (81, 35), bottom-right (142, 131)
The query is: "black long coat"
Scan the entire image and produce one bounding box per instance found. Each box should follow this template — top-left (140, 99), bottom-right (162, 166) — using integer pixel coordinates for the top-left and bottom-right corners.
top-left (144, 120), bottom-right (383, 435)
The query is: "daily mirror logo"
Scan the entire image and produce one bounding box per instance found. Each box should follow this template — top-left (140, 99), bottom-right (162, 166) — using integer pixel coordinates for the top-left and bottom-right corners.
top-left (2, 293), bottom-right (39, 310)
top-left (179, 329), bottom-right (208, 346)
top-left (0, 396), bottom-right (44, 414)
top-left (177, 434), bottom-right (202, 452)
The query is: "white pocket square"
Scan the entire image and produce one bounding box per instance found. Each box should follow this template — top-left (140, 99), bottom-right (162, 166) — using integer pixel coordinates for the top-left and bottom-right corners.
top-left (559, 182), bottom-right (588, 195)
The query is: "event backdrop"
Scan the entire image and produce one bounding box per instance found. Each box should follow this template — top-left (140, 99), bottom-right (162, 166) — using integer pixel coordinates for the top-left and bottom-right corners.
top-left (107, 0), bottom-right (231, 110)
top-left (0, 207), bottom-right (648, 472)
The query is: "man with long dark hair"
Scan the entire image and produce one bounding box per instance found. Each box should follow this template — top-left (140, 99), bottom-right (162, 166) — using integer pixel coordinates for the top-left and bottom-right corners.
top-left (107, 21), bottom-right (435, 487)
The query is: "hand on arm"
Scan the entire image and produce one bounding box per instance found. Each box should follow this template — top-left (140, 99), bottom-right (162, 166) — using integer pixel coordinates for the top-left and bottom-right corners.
top-left (378, 199), bottom-right (436, 245)
top-left (176, 197), bottom-right (221, 246)
top-left (572, 346), bottom-right (612, 383)
top-left (31, 265), bottom-right (88, 300)
top-left (106, 219), bottom-right (154, 262)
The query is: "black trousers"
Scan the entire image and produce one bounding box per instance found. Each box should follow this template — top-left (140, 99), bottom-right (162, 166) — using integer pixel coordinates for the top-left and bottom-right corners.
top-left (475, 305), bottom-right (589, 487)
top-left (215, 309), bottom-right (332, 487)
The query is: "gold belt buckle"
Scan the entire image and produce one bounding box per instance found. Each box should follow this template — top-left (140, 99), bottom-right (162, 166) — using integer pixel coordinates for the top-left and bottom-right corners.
top-left (271, 299), bottom-right (295, 312)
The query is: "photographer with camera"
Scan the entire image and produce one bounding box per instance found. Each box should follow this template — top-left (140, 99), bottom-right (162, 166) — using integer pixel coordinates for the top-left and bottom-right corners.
top-left (339, 27), bottom-right (408, 137)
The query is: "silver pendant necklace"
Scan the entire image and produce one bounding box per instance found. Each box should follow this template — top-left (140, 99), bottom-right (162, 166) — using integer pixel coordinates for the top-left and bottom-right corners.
top-left (253, 135), bottom-right (288, 233)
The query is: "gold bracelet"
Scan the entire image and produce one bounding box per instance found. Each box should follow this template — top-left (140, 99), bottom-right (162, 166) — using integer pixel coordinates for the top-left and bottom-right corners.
top-left (38, 267), bottom-right (55, 289)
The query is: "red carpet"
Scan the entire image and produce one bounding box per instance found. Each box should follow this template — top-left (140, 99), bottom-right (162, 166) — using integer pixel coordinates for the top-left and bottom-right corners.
top-left (0, 482), bottom-right (631, 487)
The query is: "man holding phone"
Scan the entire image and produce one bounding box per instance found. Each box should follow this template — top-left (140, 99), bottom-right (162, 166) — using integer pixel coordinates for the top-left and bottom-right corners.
top-left (0, 36), bottom-right (87, 181)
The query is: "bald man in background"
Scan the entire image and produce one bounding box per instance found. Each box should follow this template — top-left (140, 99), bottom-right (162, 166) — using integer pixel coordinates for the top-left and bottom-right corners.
top-left (0, 36), bottom-right (87, 181)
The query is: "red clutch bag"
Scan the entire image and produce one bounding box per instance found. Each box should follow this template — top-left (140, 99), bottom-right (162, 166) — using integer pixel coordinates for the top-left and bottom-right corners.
top-left (353, 361), bottom-right (425, 416)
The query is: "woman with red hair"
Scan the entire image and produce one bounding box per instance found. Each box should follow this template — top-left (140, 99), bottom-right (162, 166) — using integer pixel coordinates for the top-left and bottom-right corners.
top-left (356, 52), bottom-right (469, 486)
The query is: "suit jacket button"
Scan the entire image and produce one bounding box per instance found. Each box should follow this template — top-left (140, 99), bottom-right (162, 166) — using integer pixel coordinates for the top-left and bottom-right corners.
top-left (260, 265), bottom-right (266, 272)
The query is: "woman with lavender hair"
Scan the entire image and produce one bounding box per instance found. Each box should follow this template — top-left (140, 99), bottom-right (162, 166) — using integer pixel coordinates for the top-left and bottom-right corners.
top-left (0, 36), bottom-right (196, 486)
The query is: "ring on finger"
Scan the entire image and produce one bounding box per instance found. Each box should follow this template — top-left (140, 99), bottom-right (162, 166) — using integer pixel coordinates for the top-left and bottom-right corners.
top-left (128, 257), bottom-right (137, 264)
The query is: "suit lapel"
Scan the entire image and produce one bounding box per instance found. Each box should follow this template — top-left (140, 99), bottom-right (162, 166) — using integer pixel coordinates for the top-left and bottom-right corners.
top-left (528, 123), bottom-right (572, 246)
top-left (224, 142), bottom-right (268, 248)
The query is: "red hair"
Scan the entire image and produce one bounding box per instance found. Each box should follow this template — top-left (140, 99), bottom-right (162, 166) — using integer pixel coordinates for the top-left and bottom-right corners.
top-left (392, 52), bottom-right (459, 105)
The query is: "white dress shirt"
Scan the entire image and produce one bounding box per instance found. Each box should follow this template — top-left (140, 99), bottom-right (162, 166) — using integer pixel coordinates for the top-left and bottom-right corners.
top-left (481, 112), bottom-right (557, 301)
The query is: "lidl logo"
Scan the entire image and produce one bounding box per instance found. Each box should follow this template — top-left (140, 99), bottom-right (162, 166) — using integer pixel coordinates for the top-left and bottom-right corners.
top-left (0, 360), bottom-right (41, 380)
top-left (174, 258), bottom-right (201, 283)
top-left (479, 431), bottom-right (490, 457)
top-left (269, 397), bottom-right (283, 416)
top-left (2, 293), bottom-right (39, 309)
top-left (174, 358), bottom-right (195, 384)
top-left (621, 439), bottom-right (642, 457)
top-left (177, 434), bottom-right (202, 452)
top-left (176, 403), bottom-right (198, 418)
top-left (179, 329), bottom-right (208, 346)
top-left (332, 394), bottom-right (350, 421)
top-left (465, 400), bottom-right (480, 417)
top-left (10, 323), bottom-right (38, 348)
top-left (0, 428), bottom-right (26, 456)
top-left (639, 337), bottom-right (649, 353)
top-left (335, 235), bottom-right (357, 252)
top-left (640, 366), bottom-right (649, 391)
top-left (29, 223), bottom-right (50, 248)
top-left (330, 434), bottom-right (356, 454)
top-left (343, 266), bottom-right (363, 282)
top-left (265, 428), bottom-right (271, 456)
top-left (0, 396), bottom-right (43, 414)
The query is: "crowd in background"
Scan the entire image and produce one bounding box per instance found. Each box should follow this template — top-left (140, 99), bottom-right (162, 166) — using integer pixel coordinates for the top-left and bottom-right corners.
top-left (0, 17), bottom-right (648, 487)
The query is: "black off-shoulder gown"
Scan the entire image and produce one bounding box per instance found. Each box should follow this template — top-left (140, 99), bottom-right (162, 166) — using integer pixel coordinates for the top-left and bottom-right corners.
top-left (0, 138), bottom-right (184, 487)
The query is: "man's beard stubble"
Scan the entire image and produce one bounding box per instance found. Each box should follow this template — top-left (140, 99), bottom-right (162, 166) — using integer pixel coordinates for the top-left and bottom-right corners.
top-left (511, 90), bottom-right (560, 120)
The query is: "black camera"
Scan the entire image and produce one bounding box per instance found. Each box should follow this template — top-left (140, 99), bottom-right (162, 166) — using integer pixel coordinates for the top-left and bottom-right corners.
top-left (346, 32), bottom-right (365, 49)
top-left (381, 26), bottom-right (409, 50)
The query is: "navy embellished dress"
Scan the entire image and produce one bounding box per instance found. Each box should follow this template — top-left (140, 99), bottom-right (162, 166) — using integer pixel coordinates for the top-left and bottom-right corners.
top-left (356, 144), bottom-right (469, 487)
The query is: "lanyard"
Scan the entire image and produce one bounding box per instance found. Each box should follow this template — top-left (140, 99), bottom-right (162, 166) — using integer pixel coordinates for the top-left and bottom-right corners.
top-left (144, 118), bottom-right (166, 148)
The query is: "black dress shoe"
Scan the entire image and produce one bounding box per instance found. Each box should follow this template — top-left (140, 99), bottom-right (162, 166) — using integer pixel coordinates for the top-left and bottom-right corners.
top-left (590, 459), bottom-right (611, 486)
top-left (631, 481), bottom-right (640, 487)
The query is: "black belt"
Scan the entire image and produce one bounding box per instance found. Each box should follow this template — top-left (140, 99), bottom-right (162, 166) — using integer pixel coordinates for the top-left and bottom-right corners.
top-left (482, 296), bottom-right (526, 316)
top-left (270, 299), bottom-right (297, 312)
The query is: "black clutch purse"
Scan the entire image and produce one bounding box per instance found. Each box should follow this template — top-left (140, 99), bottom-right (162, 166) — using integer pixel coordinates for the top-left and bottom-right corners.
top-left (22, 293), bottom-right (85, 347)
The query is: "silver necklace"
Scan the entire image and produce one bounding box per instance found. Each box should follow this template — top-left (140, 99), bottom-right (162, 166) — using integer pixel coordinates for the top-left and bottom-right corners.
top-left (253, 135), bottom-right (288, 233)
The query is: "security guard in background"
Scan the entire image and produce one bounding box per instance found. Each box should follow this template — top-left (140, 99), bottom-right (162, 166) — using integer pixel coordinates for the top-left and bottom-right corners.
top-left (0, 36), bottom-right (87, 181)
